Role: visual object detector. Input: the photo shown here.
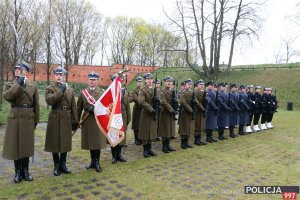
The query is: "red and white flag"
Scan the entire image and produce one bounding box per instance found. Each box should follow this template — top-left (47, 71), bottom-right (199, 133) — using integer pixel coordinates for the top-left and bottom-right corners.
top-left (94, 77), bottom-right (124, 147)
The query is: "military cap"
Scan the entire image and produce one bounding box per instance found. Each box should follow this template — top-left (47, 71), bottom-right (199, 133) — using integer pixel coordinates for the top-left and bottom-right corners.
top-left (218, 82), bottom-right (227, 87)
top-left (53, 66), bottom-right (67, 75)
top-left (239, 84), bottom-right (246, 89)
top-left (255, 85), bottom-right (262, 89)
top-left (110, 74), bottom-right (118, 81)
top-left (248, 85), bottom-right (254, 88)
top-left (135, 76), bottom-right (143, 82)
top-left (15, 61), bottom-right (31, 72)
top-left (144, 72), bottom-right (153, 79)
top-left (230, 83), bottom-right (238, 88)
top-left (197, 79), bottom-right (205, 85)
top-left (184, 79), bottom-right (193, 84)
top-left (264, 87), bottom-right (272, 91)
top-left (88, 71), bottom-right (99, 80)
top-left (205, 80), bottom-right (214, 86)
top-left (163, 76), bottom-right (173, 82)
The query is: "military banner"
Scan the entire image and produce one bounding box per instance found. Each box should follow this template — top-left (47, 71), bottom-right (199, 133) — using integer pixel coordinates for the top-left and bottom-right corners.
top-left (94, 76), bottom-right (124, 147)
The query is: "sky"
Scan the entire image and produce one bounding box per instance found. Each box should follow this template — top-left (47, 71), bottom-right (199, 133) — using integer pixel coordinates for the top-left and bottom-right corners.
top-left (87, 0), bottom-right (300, 65)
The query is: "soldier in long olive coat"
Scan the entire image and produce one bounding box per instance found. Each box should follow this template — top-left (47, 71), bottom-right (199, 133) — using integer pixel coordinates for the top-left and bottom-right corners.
top-left (194, 80), bottom-right (207, 146)
top-left (178, 79), bottom-right (195, 149)
top-left (77, 72), bottom-right (106, 173)
top-left (110, 74), bottom-right (131, 164)
top-left (2, 62), bottom-right (39, 183)
top-left (130, 76), bottom-right (143, 145)
top-left (45, 66), bottom-right (78, 176)
top-left (138, 72), bottom-right (159, 158)
top-left (158, 76), bottom-right (177, 153)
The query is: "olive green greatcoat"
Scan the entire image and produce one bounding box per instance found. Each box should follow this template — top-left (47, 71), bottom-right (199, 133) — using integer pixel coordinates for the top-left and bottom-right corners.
top-left (77, 87), bottom-right (107, 150)
top-left (2, 79), bottom-right (39, 160)
top-left (158, 88), bottom-right (176, 138)
top-left (138, 85), bottom-right (158, 140)
top-left (118, 88), bottom-right (131, 145)
top-left (130, 87), bottom-right (142, 131)
top-left (178, 90), bottom-right (195, 136)
top-left (195, 90), bottom-right (206, 132)
top-left (44, 82), bottom-right (78, 153)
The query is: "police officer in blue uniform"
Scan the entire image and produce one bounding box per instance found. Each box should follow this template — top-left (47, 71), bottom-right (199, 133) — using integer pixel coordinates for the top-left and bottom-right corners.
top-left (216, 82), bottom-right (231, 140)
top-left (238, 85), bottom-right (250, 135)
top-left (204, 81), bottom-right (219, 143)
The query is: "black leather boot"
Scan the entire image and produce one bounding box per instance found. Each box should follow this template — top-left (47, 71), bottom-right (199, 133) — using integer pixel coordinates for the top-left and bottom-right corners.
top-left (194, 135), bottom-right (200, 145)
top-left (111, 147), bottom-right (118, 164)
top-left (21, 157), bottom-right (33, 181)
top-left (181, 138), bottom-right (187, 149)
top-left (185, 137), bottom-right (193, 148)
top-left (148, 144), bottom-right (157, 156)
top-left (198, 134), bottom-right (207, 145)
top-left (162, 139), bottom-right (170, 153)
top-left (117, 145), bottom-right (127, 162)
top-left (94, 150), bottom-right (102, 172)
top-left (218, 129), bottom-right (224, 140)
top-left (206, 131), bottom-right (212, 143)
top-left (134, 131), bottom-right (142, 145)
top-left (166, 139), bottom-right (176, 151)
top-left (238, 125), bottom-right (245, 135)
top-left (59, 153), bottom-right (71, 174)
top-left (143, 145), bottom-right (151, 158)
top-left (229, 126), bottom-right (237, 138)
top-left (86, 150), bottom-right (95, 169)
top-left (14, 160), bottom-right (22, 183)
top-left (52, 153), bottom-right (60, 176)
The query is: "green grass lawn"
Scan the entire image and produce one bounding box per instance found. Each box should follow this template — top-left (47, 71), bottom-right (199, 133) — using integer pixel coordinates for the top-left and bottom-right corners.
top-left (0, 109), bottom-right (299, 199)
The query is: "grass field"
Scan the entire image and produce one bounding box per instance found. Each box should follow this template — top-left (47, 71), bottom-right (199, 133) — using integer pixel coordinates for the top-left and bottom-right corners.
top-left (0, 109), bottom-right (299, 199)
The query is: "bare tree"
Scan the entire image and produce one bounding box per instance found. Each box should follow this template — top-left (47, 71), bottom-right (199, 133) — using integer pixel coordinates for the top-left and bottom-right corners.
top-left (227, 0), bottom-right (263, 70)
top-left (282, 35), bottom-right (298, 64)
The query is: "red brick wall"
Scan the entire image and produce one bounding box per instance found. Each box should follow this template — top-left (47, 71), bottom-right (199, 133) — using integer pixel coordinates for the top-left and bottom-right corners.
top-left (8, 63), bottom-right (159, 86)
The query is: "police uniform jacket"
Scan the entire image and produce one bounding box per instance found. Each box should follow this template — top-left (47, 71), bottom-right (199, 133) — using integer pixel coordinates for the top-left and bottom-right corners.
top-left (239, 92), bottom-right (250, 125)
top-left (158, 88), bottom-right (176, 138)
top-left (205, 89), bottom-right (218, 130)
top-left (217, 90), bottom-right (230, 128)
top-left (229, 91), bottom-right (240, 126)
top-left (2, 79), bottom-right (39, 160)
top-left (45, 82), bottom-right (78, 153)
top-left (138, 85), bottom-right (158, 140)
top-left (178, 90), bottom-right (195, 136)
top-left (77, 87), bottom-right (107, 150)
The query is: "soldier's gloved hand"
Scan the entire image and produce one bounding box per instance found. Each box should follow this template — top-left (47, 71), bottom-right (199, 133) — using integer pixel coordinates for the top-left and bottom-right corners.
top-left (59, 83), bottom-right (66, 92)
top-left (17, 76), bottom-right (25, 86)
top-left (72, 122), bottom-right (79, 131)
top-left (88, 105), bottom-right (94, 114)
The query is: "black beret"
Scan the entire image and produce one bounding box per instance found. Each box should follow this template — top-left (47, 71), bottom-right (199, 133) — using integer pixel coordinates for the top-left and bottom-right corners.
top-left (205, 80), bottom-right (214, 87)
top-left (230, 83), bottom-right (238, 88)
top-left (218, 82), bottom-right (227, 87)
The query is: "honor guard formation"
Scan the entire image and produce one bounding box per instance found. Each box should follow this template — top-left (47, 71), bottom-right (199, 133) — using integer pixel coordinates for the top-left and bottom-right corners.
top-left (2, 63), bottom-right (278, 183)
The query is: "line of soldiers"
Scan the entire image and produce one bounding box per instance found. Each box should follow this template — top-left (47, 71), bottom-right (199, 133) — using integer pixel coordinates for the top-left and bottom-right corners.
top-left (131, 74), bottom-right (278, 155)
top-left (2, 64), bottom-right (278, 183)
top-left (2, 63), bottom-right (131, 183)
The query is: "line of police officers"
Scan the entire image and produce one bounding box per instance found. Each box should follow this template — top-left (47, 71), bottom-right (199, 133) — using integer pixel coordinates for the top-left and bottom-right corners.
top-left (2, 63), bottom-right (277, 183)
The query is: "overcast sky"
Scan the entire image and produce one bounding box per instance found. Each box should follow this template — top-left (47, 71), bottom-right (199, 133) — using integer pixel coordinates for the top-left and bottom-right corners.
top-left (87, 0), bottom-right (300, 65)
